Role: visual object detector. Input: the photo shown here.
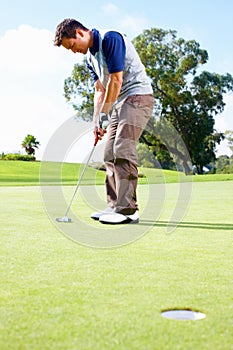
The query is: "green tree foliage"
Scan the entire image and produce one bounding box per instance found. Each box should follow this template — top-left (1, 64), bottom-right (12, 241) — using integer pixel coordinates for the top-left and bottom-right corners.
top-left (64, 60), bottom-right (94, 121)
top-left (224, 130), bottom-right (233, 153)
top-left (215, 154), bottom-right (233, 173)
top-left (21, 134), bottom-right (40, 156)
top-left (63, 28), bottom-right (233, 173)
top-left (137, 143), bottom-right (156, 168)
top-left (137, 121), bottom-right (176, 169)
top-left (132, 28), bottom-right (233, 174)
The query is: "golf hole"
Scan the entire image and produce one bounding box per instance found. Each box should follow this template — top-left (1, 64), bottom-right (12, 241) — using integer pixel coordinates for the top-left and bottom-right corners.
top-left (161, 309), bottom-right (206, 321)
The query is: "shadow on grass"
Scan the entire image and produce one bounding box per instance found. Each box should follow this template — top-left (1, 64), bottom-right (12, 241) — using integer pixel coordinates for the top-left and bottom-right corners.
top-left (139, 220), bottom-right (233, 231)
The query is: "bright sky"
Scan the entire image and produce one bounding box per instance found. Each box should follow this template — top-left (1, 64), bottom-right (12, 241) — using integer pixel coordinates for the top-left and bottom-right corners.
top-left (0, 0), bottom-right (233, 161)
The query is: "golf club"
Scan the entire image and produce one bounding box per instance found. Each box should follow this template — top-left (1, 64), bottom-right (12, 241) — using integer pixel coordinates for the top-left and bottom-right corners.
top-left (56, 112), bottom-right (110, 223)
top-left (56, 135), bottom-right (99, 223)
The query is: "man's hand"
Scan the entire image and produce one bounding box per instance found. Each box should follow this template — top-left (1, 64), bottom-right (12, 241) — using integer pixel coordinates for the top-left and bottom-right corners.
top-left (94, 126), bottom-right (106, 143)
top-left (93, 112), bottom-right (110, 144)
top-left (99, 112), bottom-right (110, 130)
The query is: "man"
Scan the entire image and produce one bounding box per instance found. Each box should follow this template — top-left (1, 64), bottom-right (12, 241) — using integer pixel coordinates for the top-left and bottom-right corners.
top-left (54, 18), bottom-right (154, 224)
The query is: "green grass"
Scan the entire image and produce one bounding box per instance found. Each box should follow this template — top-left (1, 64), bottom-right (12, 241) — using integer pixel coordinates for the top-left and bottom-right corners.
top-left (0, 161), bottom-right (105, 186)
top-left (1, 160), bottom-right (233, 186)
top-left (0, 172), bottom-right (233, 349)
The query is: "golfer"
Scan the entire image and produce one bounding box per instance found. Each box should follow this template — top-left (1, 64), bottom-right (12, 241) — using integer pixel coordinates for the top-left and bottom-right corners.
top-left (54, 18), bottom-right (154, 224)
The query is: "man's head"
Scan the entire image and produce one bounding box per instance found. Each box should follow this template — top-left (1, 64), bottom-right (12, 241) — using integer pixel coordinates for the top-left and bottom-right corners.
top-left (54, 18), bottom-right (91, 54)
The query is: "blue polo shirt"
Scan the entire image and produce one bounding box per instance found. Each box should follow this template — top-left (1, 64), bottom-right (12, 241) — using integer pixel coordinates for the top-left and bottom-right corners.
top-left (87, 29), bottom-right (126, 81)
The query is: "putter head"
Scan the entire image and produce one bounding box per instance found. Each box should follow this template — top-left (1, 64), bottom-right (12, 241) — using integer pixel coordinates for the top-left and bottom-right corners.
top-left (56, 216), bottom-right (71, 223)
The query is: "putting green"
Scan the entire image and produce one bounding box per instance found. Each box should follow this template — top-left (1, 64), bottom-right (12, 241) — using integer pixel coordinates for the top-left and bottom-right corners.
top-left (0, 181), bottom-right (232, 349)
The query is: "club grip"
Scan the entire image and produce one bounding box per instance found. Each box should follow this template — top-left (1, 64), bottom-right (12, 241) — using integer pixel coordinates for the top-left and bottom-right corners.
top-left (94, 134), bottom-right (99, 147)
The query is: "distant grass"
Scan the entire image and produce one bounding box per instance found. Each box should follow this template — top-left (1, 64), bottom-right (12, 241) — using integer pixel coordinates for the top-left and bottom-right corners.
top-left (0, 181), bottom-right (233, 349)
top-left (1, 160), bottom-right (233, 186)
top-left (0, 161), bottom-right (104, 186)
top-left (0, 160), bottom-right (41, 185)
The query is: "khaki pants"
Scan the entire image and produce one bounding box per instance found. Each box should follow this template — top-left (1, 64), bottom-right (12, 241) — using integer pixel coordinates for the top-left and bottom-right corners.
top-left (104, 94), bottom-right (154, 215)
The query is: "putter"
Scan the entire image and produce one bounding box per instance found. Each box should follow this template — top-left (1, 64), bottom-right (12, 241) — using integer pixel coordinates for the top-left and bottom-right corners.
top-left (56, 135), bottom-right (99, 223)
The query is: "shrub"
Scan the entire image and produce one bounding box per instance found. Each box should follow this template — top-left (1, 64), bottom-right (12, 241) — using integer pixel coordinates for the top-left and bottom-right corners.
top-left (2, 153), bottom-right (36, 161)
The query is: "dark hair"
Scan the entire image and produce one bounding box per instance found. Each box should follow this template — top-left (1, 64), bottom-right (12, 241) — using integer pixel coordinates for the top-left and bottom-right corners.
top-left (54, 18), bottom-right (89, 46)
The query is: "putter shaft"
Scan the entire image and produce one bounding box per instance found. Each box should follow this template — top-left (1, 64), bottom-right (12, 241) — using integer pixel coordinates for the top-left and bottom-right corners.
top-left (64, 140), bottom-right (97, 218)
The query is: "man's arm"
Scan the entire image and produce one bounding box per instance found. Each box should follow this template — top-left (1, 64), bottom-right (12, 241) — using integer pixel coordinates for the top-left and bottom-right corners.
top-left (93, 72), bottom-right (123, 140)
top-left (93, 31), bottom-right (125, 139)
top-left (93, 71), bottom-right (123, 123)
top-left (93, 79), bottom-right (106, 127)
top-left (101, 71), bottom-right (123, 114)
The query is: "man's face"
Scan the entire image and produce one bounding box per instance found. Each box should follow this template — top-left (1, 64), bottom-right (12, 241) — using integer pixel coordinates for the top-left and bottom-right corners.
top-left (61, 30), bottom-right (88, 54)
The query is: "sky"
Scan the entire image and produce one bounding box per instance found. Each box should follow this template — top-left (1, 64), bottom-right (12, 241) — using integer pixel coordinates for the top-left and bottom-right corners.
top-left (0, 0), bottom-right (233, 161)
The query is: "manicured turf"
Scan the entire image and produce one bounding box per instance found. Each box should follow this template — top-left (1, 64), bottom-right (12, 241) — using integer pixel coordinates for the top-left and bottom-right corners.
top-left (1, 160), bottom-right (233, 186)
top-left (0, 173), bottom-right (232, 349)
top-left (0, 160), bottom-right (105, 186)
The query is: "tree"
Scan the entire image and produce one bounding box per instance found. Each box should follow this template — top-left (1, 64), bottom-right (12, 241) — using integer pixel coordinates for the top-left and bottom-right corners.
top-left (215, 154), bottom-right (233, 174)
top-left (132, 28), bottom-right (233, 174)
top-left (224, 130), bottom-right (233, 153)
top-left (137, 143), bottom-right (156, 168)
top-left (63, 28), bottom-right (233, 174)
top-left (215, 155), bottom-right (229, 173)
top-left (137, 122), bottom-right (176, 170)
top-left (21, 134), bottom-right (40, 156)
top-left (64, 61), bottom-right (94, 121)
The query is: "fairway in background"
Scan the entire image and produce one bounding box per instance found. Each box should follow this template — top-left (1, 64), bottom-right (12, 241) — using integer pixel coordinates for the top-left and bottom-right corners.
top-left (1, 160), bottom-right (233, 186)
